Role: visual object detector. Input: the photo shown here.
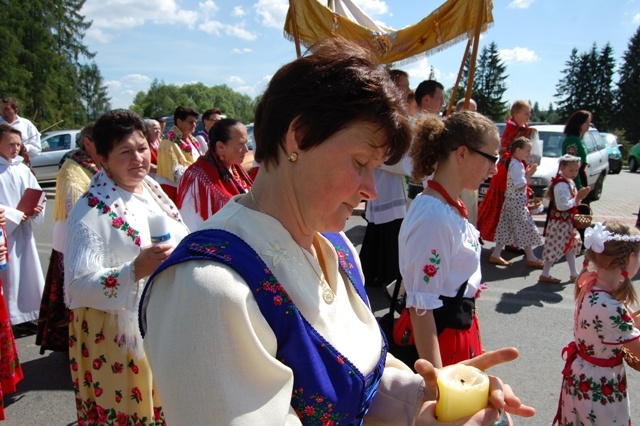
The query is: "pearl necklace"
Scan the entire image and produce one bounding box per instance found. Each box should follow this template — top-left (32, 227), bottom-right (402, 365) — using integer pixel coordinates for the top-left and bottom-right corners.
top-left (248, 191), bottom-right (335, 304)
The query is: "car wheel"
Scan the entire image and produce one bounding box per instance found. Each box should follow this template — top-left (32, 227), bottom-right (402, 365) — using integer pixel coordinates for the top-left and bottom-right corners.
top-left (630, 157), bottom-right (639, 173)
top-left (613, 162), bottom-right (622, 174)
top-left (587, 172), bottom-right (605, 201)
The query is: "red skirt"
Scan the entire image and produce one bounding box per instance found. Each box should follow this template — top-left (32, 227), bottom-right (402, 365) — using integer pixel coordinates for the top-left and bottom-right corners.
top-left (477, 163), bottom-right (507, 242)
top-left (437, 315), bottom-right (483, 367)
top-left (159, 184), bottom-right (178, 204)
top-left (0, 280), bottom-right (23, 420)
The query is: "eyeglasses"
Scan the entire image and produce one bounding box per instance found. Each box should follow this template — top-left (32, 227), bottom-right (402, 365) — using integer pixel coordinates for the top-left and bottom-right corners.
top-left (468, 146), bottom-right (499, 164)
top-left (452, 146), bottom-right (499, 164)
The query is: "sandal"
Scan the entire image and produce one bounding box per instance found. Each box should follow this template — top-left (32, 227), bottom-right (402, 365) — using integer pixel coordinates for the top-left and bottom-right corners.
top-left (539, 275), bottom-right (561, 284)
top-left (489, 256), bottom-right (511, 266)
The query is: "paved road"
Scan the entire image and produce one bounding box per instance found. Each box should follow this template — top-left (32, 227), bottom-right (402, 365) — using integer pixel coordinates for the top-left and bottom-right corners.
top-left (6, 170), bottom-right (640, 425)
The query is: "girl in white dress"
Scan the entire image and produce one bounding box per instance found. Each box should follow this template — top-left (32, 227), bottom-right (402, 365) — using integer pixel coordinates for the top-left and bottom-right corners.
top-left (491, 137), bottom-right (544, 268)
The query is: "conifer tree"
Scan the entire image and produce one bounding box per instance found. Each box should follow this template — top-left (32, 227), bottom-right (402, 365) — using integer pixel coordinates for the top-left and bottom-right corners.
top-left (616, 25), bottom-right (640, 142)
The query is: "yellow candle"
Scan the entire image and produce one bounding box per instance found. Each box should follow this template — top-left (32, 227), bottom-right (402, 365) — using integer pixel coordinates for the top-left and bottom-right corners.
top-left (435, 364), bottom-right (490, 423)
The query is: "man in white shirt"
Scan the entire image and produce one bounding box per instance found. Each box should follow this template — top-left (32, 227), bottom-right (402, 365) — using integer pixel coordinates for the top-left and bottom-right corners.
top-left (194, 107), bottom-right (222, 155)
top-left (0, 97), bottom-right (41, 158)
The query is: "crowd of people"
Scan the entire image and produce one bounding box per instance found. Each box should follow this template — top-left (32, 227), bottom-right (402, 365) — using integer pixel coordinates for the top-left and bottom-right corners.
top-left (0, 36), bottom-right (638, 425)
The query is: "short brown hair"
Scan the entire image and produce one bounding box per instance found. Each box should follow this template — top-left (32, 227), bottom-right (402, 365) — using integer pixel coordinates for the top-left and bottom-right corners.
top-left (253, 36), bottom-right (410, 169)
top-left (0, 123), bottom-right (21, 139)
top-left (93, 109), bottom-right (146, 158)
top-left (510, 100), bottom-right (530, 117)
top-left (1, 97), bottom-right (19, 113)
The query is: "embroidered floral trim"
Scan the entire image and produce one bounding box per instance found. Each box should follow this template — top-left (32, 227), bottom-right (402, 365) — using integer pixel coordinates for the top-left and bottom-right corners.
top-left (74, 397), bottom-right (166, 425)
top-left (563, 372), bottom-right (626, 406)
top-left (256, 274), bottom-right (295, 314)
top-left (86, 192), bottom-right (142, 246)
top-left (332, 243), bottom-right (357, 285)
top-left (166, 127), bottom-right (199, 155)
top-left (422, 249), bottom-right (441, 284)
top-left (100, 269), bottom-right (120, 298)
top-left (189, 241), bottom-right (230, 259)
top-left (291, 387), bottom-right (349, 425)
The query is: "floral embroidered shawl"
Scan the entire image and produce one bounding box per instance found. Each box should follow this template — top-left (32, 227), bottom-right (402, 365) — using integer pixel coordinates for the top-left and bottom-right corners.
top-left (64, 169), bottom-right (185, 358)
top-left (156, 125), bottom-right (199, 183)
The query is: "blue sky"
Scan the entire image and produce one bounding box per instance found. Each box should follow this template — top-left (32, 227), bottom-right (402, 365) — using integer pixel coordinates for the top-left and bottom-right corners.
top-left (80, 0), bottom-right (640, 112)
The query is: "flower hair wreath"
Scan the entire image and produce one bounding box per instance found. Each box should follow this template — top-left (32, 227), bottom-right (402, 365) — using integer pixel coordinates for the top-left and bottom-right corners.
top-left (584, 222), bottom-right (640, 253)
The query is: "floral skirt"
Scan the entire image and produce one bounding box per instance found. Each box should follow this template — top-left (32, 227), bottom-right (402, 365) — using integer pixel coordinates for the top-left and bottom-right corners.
top-left (0, 281), bottom-right (23, 420)
top-left (36, 249), bottom-right (70, 354)
top-left (69, 307), bottom-right (165, 425)
top-left (543, 220), bottom-right (581, 263)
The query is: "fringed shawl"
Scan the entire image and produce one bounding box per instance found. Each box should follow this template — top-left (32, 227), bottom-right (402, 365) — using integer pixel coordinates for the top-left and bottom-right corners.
top-left (156, 125), bottom-right (198, 183)
top-left (176, 152), bottom-right (253, 221)
top-left (53, 151), bottom-right (98, 222)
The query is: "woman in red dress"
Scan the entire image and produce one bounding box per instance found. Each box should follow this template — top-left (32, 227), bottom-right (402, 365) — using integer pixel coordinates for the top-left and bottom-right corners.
top-left (477, 100), bottom-right (533, 243)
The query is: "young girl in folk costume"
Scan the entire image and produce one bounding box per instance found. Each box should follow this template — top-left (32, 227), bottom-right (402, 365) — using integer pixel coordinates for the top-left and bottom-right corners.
top-left (477, 100), bottom-right (533, 242)
top-left (540, 155), bottom-right (591, 283)
top-left (490, 137), bottom-right (544, 267)
top-left (0, 208), bottom-right (24, 420)
top-left (554, 221), bottom-right (640, 425)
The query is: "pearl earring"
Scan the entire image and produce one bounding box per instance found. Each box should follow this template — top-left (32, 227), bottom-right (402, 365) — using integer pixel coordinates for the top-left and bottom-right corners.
top-left (288, 152), bottom-right (298, 162)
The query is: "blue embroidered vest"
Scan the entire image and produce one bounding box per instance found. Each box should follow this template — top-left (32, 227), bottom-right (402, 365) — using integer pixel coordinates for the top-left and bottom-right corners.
top-left (140, 229), bottom-right (387, 425)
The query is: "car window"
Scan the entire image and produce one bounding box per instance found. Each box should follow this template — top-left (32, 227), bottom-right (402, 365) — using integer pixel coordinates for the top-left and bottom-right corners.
top-left (582, 132), bottom-right (597, 153)
top-left (74, 132), bottom-right (81, 147)
top-left (42, 134), bottom-right (71, 151)
top-left (538, 131), bottom-right (565, 158)
top-left (589, 130), bottom-right (606, 150)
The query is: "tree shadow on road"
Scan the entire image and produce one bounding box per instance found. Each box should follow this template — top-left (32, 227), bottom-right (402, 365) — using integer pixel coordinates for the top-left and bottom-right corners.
top-left (495, 281), bottom-right (568, 314)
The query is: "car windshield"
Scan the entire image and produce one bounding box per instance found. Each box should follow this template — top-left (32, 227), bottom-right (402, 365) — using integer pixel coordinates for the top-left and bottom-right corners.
top-left (538, 131), bottom-right (565, 158)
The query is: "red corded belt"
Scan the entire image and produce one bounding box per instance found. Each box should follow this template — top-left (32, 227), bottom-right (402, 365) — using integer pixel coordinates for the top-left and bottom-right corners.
top-left (553, 341), bottom-right (623, 425)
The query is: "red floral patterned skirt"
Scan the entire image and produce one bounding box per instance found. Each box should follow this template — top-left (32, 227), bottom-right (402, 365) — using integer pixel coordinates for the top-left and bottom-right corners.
top-left (0, 280), bottom-right (23, 420)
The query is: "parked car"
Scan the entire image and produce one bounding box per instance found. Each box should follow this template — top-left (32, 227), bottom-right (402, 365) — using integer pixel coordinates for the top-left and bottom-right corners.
top-left (528, 125), bottom-right (609, 200)
top-left (30, 129), bottom-right (82, 182)
top-left (629, 142), bottom-right (640, 173)
top-left (601, 132), bottom-right (623, 174)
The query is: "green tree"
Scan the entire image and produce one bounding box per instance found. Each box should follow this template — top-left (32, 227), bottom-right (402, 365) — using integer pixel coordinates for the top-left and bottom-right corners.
top-left (616, 25), bottom-right (640, 142)
top-left (471, 42), bottom-right (508, 121)
top-left (78, 62), bottom-right (111, 121)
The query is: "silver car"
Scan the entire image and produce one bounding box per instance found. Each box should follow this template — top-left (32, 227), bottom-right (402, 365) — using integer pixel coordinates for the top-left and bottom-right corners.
top-left (30, 129), bottom-right (81, 182)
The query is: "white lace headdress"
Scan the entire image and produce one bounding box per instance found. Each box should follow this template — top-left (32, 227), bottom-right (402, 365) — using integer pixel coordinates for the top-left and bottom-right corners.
top-left (584, 222), bottom-right (640, 253)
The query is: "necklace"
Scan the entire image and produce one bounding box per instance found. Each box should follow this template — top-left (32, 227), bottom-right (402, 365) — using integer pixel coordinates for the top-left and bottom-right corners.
top-left (303, 249), bottom-right (335, 304)
top-left (427, 180), bottom-right (467, 218)
top-left (249, 190), bottom-right (266, 214)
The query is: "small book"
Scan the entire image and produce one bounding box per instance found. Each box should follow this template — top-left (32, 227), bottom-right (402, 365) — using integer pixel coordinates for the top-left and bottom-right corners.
top-left (16, 188), bottom-right (45, 216)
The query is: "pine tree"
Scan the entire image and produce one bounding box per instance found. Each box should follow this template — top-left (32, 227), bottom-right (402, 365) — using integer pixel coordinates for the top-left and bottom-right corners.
top-left (78, 62), bottom-right (111, 121)
top-left (554, 48), bottom-right (580, 121)
top-left (594, 43), bottom-right (616, 131)
top-left (472, 42), bottom-right (508, 121)
top-left (616, 25), bottom-right (640, 142)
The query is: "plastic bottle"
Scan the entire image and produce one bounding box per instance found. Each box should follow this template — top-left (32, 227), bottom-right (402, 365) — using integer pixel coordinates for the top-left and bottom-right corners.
top-left (0, 229), bottom-right (6, 271)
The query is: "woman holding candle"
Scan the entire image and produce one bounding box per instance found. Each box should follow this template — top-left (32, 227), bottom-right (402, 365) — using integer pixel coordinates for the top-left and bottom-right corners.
top-left (140, 37), bottom-right (534, 425)
top-left (176, 118), bottom-right (253, 231)
top-left (399, 111), bottom-right (499, 368)
top-left (64, 109), bottom-right (188, 424)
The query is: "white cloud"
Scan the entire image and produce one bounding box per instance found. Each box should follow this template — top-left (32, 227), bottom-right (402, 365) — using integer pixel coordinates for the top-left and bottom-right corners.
top-left (232, 47), bottom-right (253, 54)
top-left (199, 0), bottom-right (219, 14)
top-left (633, 13), bottom-right (640, 24)
top-left (105, 74), bottom-right (153, 109)
top-left (508, 0), bottom-right (534, 9)
top-left (254, 0), bottom-right (289, 29)
top-left (499, 47), bottom-right (539, 64)
top-left (232, 75), bottom-right (272, 98)
top-left (232, 6), bottom-right (246, 17)
top-left (228, 76), bottom-right (245, 85)
top-left (356, 0), bottom-right (389, 16)
top-left (199, 20), bottom-right (257, 40)
top-left (82, 0), bottom-right (199, 37)
top-left (403, 58), bottom-right (442, 85)
top-left (86, 27), bottom-right (112, 43)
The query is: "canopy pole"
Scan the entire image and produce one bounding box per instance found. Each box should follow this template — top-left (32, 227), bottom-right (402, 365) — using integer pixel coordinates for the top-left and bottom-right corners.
top-left (289, 0), bottom-right (302, 58)
top-left (464, 0), bottom-right (486, 110)
top-left (445, 38), bottom-right (472, 116)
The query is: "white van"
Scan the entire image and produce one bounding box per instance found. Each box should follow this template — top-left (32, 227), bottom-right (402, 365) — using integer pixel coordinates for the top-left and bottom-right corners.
top-left (529, 124), bottom-right (609, 201)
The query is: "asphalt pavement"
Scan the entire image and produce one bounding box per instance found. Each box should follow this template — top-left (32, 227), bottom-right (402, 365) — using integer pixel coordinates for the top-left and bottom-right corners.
top-left (6, 169), bottom-right (640, 425)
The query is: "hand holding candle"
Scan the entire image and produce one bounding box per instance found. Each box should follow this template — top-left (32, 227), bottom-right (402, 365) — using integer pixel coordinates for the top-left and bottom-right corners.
top-left (435, 364), bottom-right (489, 423)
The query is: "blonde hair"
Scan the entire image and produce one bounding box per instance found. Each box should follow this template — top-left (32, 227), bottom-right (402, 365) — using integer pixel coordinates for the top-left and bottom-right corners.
top-left (543, 154), bottom-right (581, 201)
top-left (510, 100), bottom-right (531, 116)
top-left (577, 221), bottom-right (640, 305)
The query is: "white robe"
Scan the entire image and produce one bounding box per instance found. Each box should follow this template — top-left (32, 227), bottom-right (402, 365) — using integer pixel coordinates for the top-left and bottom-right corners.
top-left (0, 155), bottom-right (45, 324)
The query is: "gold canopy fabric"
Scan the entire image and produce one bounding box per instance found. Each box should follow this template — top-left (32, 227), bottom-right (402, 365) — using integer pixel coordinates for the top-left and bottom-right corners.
top-left (284, 0), bottom-right (494, 65)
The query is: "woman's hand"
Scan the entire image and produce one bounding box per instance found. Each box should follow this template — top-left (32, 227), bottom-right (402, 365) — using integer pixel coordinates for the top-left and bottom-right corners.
top-left (414, 348), bottom-right (536, 425)
top-left (0, 207), bottom-right (6, 226)
top-left (133, 243), bottom-right (173, 281)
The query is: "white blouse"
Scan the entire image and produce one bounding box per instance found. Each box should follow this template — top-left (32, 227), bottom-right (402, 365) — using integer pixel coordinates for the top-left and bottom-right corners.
top-left (143, 196), bottom-right (424, 425)
top-left (399, 194), bottom-right (482, 312)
